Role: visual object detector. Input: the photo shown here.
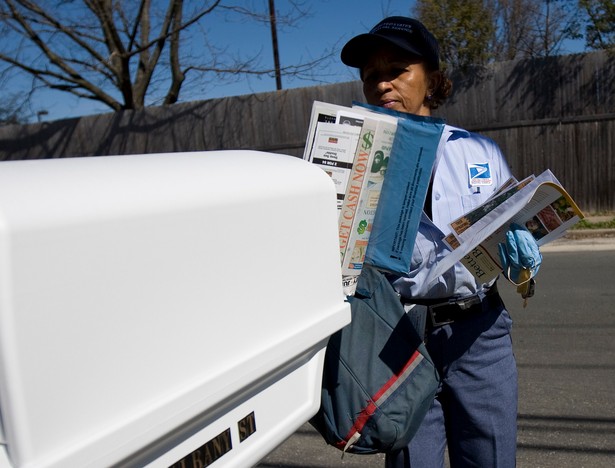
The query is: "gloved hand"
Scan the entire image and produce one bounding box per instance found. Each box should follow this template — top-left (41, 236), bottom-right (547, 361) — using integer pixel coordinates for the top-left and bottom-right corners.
top-left (498, 223), bottom-right (542, 284)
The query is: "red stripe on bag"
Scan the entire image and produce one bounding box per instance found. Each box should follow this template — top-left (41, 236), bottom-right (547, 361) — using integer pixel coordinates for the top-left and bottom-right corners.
top-left (338, 349), bottom-right (424, 448)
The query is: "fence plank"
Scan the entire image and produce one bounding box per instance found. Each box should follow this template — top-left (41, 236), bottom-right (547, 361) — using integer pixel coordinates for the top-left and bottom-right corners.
top-left (0, 51), bottom-right (613, 212)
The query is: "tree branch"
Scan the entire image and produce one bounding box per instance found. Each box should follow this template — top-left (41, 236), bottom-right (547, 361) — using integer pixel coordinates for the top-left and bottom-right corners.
top-left (4, 0), bottom-right (117, 102)
top-left (0, 50), bottom-right (122, 109)
top-left (164, 0), bottom-right (185, 105)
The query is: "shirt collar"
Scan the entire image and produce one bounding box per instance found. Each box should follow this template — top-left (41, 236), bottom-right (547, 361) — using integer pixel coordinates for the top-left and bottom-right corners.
top-left (443, 124), bottom-right (471, 141)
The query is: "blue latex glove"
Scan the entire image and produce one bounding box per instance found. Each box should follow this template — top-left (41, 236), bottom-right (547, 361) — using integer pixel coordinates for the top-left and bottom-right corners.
top-left (498, 223), bottom-right (542, 284)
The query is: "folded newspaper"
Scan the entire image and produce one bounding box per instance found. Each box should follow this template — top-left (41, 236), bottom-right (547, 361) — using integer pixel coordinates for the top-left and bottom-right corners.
top-left (303, 100), bottom-right (444, 294)
top-left (428, 169), bottom-right (584, 285)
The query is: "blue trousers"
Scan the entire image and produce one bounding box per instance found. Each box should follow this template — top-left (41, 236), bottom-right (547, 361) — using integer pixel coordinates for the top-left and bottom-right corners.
top-left (385, 297), bottom-right (518, 468)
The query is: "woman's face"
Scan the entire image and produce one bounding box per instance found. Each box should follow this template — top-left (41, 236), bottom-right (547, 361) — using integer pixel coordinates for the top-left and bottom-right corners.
top-left (361, 47), bottom-right (432, 117)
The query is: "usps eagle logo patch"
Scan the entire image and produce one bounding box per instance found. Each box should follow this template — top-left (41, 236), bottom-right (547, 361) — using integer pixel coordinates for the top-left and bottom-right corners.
top-left (467, 163), bottom-right (493, 186)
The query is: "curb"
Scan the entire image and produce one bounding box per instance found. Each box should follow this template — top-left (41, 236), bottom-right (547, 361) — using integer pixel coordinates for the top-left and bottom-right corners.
top-left (562, 228), bottom-right (615, 239)
top-left (542, 230), bottom-right (615, 252)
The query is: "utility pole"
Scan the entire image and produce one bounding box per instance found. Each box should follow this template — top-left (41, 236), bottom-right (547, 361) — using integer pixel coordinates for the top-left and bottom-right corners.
top-left (268, 0), bottom-right (282, 90)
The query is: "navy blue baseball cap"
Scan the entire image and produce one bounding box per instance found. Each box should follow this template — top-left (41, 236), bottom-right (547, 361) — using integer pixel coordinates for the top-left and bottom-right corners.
top-left (341, 16), bottom-right (440, 70)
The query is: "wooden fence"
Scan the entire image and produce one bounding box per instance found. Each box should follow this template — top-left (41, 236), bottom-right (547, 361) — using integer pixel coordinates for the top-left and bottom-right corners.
top-left (0, 51), bottom-right (613, 212)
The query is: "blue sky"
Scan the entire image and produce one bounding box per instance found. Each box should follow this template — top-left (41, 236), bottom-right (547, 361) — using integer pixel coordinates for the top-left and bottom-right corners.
top-left (24, 0), bottom-right (585, 122)
top-left (202, 0), bottom-right (418, 97)
top-left (25, 0), bottom-right (417, 122)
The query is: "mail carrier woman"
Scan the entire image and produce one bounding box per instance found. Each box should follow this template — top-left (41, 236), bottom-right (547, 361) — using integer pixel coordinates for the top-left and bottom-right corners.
top-left (341, 16), bottom-right (542, 467)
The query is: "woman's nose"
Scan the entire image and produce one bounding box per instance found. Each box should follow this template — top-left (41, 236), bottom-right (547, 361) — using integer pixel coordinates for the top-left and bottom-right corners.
top-left (375, 76), bottom-right (393, 93)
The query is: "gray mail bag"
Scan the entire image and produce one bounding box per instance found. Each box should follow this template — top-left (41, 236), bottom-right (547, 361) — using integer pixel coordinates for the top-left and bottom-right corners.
top-left (310, 264), bottom-right (439, 454)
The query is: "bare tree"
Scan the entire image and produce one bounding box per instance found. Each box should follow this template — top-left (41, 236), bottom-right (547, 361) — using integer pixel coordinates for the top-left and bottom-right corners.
top-left (493, 0), bottom-right (537, 60)
top-left (0, 91), bottom-right (27, 124)
top-left (0, 0), bottom-right (333, 114)
top-left (522, 0), bottom-right (581, 57)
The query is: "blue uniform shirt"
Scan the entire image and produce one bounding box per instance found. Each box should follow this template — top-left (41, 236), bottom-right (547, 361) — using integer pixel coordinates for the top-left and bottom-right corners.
top-left (392, 125), bottom-right (513, 300)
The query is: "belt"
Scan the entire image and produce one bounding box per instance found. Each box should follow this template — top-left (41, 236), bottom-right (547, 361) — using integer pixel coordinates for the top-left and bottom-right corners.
top-left (402, 284), bottom-right (501, 329)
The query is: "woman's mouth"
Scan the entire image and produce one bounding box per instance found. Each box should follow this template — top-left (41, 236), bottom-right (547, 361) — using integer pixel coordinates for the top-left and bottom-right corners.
top-left (380, 100), bottom-right (398, 109)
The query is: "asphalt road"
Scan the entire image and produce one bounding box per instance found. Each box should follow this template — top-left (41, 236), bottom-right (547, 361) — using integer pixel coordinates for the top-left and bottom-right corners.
top-left (257, 246), bottom-right (615, 468)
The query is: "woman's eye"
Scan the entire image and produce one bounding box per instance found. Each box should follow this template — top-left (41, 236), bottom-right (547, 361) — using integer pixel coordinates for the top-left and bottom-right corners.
top-left (363, 71), bottom-right (378, 83)
top-left (363, 66), bottom-right (407, 84)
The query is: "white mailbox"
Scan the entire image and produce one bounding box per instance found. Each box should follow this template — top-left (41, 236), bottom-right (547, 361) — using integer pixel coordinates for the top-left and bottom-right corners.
top-left (0, 151), bottom-right (350, 468)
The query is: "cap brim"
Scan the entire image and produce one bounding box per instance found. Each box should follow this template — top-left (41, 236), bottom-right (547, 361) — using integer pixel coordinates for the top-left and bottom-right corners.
top-left (341, 33), bottom-right (424, 68)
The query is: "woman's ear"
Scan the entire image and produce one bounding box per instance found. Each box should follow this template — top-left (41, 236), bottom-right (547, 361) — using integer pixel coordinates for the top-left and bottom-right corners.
top-left (427, 70), bottom-right (442, 97)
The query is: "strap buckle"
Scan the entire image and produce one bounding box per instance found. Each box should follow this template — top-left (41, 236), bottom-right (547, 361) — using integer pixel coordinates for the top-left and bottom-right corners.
top-left (429, 303), bottom-right (454, 327)
top-left (455, 295), bottom-right (482, 310)
top-left (428, 295), bottom-right (482, 327)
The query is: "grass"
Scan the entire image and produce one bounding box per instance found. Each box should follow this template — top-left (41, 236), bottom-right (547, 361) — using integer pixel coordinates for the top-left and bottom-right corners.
top-left (571, 213), bottom-right (615, 230)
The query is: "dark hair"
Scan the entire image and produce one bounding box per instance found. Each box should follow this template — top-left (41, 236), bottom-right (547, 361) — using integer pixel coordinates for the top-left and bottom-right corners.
top-left (426, 69), bottom-right (453, 110)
